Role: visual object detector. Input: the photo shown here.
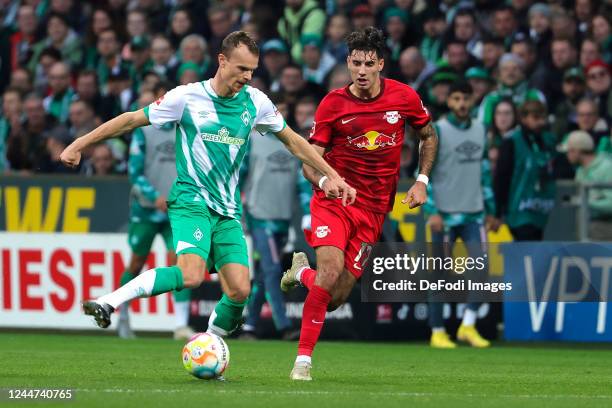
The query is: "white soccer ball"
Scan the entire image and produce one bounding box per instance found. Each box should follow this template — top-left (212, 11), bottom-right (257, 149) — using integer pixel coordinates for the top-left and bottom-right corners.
top-left (181, 333), bottom-right (230, 379)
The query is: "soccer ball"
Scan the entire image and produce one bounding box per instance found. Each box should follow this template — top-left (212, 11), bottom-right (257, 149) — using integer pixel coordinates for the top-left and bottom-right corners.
top-left (182, 333), bottom-right (230, 379)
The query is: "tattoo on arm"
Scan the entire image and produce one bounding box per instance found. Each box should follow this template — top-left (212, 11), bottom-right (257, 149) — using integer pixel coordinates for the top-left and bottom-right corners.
top-left (303, 163), bottom-right (324, 186)
top-left (416, 122), bottom-right (438, 177)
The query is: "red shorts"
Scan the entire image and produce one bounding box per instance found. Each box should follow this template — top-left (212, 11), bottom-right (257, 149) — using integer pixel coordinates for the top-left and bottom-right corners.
top-left (304, 191), bottom-right (386, 279)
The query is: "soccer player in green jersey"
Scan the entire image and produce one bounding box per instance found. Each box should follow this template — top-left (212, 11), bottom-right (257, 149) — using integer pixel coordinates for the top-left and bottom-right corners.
top-left (60, 31), bottom-right (356, 337)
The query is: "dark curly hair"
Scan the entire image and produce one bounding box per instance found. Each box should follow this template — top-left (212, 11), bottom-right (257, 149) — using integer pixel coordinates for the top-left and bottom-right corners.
top-left (346, 27), bottom-right (385, 59)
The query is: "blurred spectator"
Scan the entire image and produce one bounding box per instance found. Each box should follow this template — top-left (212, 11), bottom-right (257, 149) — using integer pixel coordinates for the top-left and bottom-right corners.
top-left (28, 13), bottom-right (82, 72)
top-left (177, 62), bottom-right (200, 85)
top-left (293, 95), bottom-right (316, 133)
top-left (8, 68), bottom-right (33, 95)
top-left (383, 7), bottom-right (411, 63)
top-left (168, 8), bottom-right (193, 50)
top-left (75, 70), bottom-right (114, 122)
top-left (491, 5), bottom-right (519, 48)
top-left (546, 37), bottom-right (578, 111)
top-left (278, 0), bottom-right (326, 64)
top-left (511, 37), bottom-right (548, 93)
top-left (584, 60), bottom-right (612, 119)
top-left (140, 71), bottom-right (163, 94)
top-left (326, 65), bottom-right (350, 92)
top-left (86, 143), bottom-right (118, 176)
top-left (424, 69), bottom-right (458, 120)
top-left (150, 34), bottom-right (178, 81)
top-left (0, 87), bottom-right (23, 172)
top-left (43, 62), bottom-right (74, 124)
top-left (9, 4), bottom-right (39, 71)
top-left (574, 97), bottom-right (609, 152)
top-left (68, 99), bottom-right (97, 139)
top-left (443, 39), bottom-right (474, 76)
top-left (208, 4), bottom-right (237, 59)
top-left (7, 93), bottom-right (56, 171)
top-left (591, 12), bottom-right (611, 64)
top-left (123, 9), bottom-right (150, 59)
top-left (278, 62), bottom-right (324, 106)
top-left (262, 39), bottom-right (290, 93)
top-left (136, 0), bottom-right (169, 35)
top-left (574, 0), bottom-right (596, 35)
top-left (580, 37), bottom-right (602, 69)
top-left (528, 3), bottom-right (553, 64)
top-left (393, 46), bottom-right (435, 92)
top-left (552, 67), bottom-right (587, 140)
top-left (128, 36), bottom-right (152, 92)
top-left (448, 7), bottom-right (481, 60)
top-left (92, 29), bottom-right (130, 92)
top-left (324, 14), bottom-right (350, 62)
top-left (487, 99), bottom-right (518, 175)
top-left (565, 130), bottom-right (612, 241)
top-left (300, 34), bottom-right (335, 86)
top-left (551, 9), bottom-right (579, 44)
top-left (481, 35), bottom-right (505, 73)
top-left (419, 8), bottom-right (446, 64)
top-left (495, 100), bottom-right (556, 240)
top-left (106, 68), bottom-right (134, 118)
top-left (32, 47), bottom-right (62, 95)
top-left (84, 8), bottom-right (115, 68)
top-left (478, 53), bottom-right (546, 127)
top-left (465, 67), bottom-right (495, 117)
top-left (179, 34), bottom-right (211, 78)
top-left (351, 4), bottom-right (375, 32)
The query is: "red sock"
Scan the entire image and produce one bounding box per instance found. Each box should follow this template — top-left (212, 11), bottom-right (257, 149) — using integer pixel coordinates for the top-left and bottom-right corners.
top-left (297, 285), bottom-right (331, 357)
top-left (299, 267), bottom-right (316, 290)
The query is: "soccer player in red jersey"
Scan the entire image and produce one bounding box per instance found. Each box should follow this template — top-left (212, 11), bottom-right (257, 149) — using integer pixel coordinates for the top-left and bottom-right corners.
top-left (280, 27), bottom-right (439, 380)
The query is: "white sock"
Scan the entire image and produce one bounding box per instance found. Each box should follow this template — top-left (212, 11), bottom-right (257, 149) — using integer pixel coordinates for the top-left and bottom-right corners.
top-left (296, 355), bottom-right (312, 365)
top-left (295, 266), bottom-right (308, 283)
top-left (432, 327), bottom-right (445, 334)
top-left (174, 301), bottom-right (190, 329)
top-left (242, 324), bottom-right (255, 332)
top-left (462, 308), bottom-right (477, 326)
top-left (206, 310), bottom-right (228, 337)
top-left (98, 268), bottom-right (157, 309)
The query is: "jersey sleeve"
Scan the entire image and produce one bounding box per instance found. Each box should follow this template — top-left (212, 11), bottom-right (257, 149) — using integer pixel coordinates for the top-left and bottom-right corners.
top-left (252, 91), bottom-right (286, 134)
top-left (403, 87), bottom-right (431, 129)
top-left (308, 95), bottom-right (334, 147)
top-left (143, 85), bottom-right (187, 129)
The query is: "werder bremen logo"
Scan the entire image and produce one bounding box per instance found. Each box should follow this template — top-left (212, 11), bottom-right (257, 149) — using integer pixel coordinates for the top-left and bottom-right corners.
top-left (200, 126), bottom-right (245, 145)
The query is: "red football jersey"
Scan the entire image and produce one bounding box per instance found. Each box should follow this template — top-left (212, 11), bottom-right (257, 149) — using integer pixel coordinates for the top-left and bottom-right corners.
top-left (308, 78), bottom-right (431, 213)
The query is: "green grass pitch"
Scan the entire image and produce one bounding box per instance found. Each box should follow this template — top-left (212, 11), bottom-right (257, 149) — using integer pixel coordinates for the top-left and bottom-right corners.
top-left (1, 332), bottom-right (611, 408)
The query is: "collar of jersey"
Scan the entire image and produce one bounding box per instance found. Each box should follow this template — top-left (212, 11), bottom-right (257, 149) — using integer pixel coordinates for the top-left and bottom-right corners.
top-left (202, 79), bottom-right (243, 100)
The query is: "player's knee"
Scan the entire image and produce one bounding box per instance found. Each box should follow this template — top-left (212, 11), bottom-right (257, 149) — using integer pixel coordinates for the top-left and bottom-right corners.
top-left (180, 263), bottom-right (205, 288)
top-left (225, 281), bottom-right (250, 302)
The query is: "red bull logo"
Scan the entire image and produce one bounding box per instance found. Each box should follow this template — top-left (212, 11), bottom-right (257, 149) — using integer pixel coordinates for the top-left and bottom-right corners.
top-left (346, 131), bottom-right (396, 151)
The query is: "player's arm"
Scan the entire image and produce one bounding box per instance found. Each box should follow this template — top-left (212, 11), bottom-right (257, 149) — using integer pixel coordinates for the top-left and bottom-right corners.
top-left (403, 121), bottom-right (439, 209)
top-left (61, 109), bottom-right (149, 168)
top-left (301, 144), bottom-right (325, 186)
top-left (274, 126), bottom-right (356, 206)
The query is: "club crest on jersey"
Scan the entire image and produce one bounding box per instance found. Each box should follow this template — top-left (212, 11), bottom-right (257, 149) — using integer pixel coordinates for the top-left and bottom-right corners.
top-left (241, 110), bottom-right (251, 126)
top-left (315, 225), bottom-right (331, 238)
top-left (346, 131), bottom-right (396, 151)
top-left (384, 111), bottom-right (399, 124)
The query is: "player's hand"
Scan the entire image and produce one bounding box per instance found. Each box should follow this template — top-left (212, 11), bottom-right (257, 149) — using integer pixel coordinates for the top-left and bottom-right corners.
top-left (486, 215), bottom-right (501, 232)
top-left (428, 214), bottom-right (444, 233)
top-left (402, 181), bottom-right (427, 209)
top-left (155, 195), bottom-right (168, 212)
top-left (323, 176), bottom-right (357, 206)
top-left (60, 145), bottom-right (81, 168)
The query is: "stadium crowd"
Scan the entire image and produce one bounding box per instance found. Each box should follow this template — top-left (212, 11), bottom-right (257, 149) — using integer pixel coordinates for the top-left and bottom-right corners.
top-left (0, 0), bottom-right (611, 204)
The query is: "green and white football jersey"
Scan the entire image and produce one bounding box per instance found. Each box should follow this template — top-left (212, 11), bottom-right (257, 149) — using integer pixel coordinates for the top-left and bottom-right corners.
top-left (143, 80), bottom-right (286, 219)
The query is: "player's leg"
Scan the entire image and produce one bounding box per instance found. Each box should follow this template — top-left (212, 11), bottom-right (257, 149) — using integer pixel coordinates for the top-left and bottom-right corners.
top-left (429, 227), bottom-right (457, 348)
top-left (456, 222), bottom-right (490, 348)
top-left (205, 216), bottom-right (250, 337)
top-left (117, 221), bottom-right (157, 338)
top-left (83, 195), bottom-right (212, 329)
top-left (326, 268), bottom-right (357, 311)
top-left (291, 245), bottom-right (343, 380)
